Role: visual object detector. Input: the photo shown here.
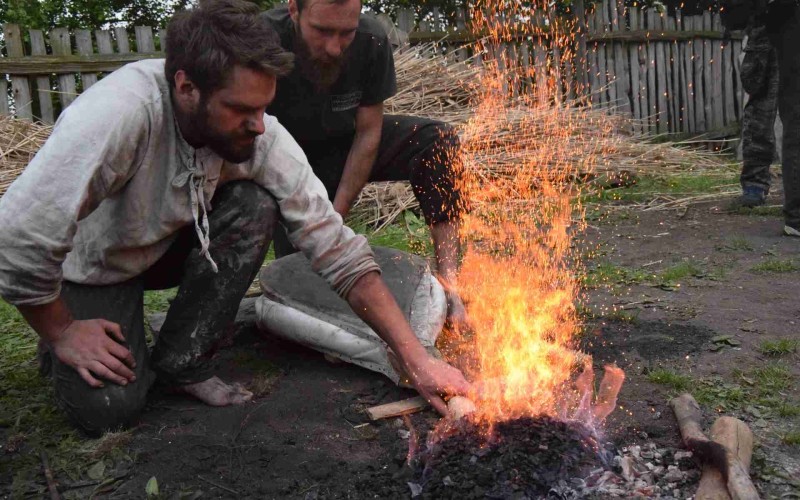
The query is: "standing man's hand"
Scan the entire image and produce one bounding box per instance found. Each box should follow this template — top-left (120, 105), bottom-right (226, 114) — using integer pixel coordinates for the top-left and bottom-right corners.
top-left (403, 352), bottom-right (472, 416)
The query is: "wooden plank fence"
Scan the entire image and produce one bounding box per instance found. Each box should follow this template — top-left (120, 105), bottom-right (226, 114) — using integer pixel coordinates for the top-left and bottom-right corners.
top-left (0, 1), bottom-right (744, 137)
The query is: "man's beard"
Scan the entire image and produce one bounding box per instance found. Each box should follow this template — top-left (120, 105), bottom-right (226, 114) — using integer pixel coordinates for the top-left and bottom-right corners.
top-left (294, 24), bottom-right (349, 93)
top-left (192, 97), bottom-right (258, 164)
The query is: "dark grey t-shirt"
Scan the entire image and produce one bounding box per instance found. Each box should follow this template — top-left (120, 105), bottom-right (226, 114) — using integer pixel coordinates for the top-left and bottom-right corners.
top-left (263, 6), bottom-right (397, 146)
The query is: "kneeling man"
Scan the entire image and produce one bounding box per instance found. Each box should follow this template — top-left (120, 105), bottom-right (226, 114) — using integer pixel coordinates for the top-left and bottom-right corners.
top-left (0, 0), bottom-right (469, 436)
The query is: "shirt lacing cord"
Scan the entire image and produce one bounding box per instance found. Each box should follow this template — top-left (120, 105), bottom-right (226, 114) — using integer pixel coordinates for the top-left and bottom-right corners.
top-left (172, 153), bottom-right (219, 273)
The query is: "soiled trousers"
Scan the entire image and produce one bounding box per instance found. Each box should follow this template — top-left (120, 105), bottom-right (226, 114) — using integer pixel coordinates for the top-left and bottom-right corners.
top-left (49, 182), bottom-right (277, 436)
top-left (273, 114), bottom-right (465, 256)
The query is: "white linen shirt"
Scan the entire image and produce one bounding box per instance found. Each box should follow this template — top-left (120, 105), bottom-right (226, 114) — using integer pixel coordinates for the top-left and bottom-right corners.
top-left (0, 59), bottom-right (379, 306)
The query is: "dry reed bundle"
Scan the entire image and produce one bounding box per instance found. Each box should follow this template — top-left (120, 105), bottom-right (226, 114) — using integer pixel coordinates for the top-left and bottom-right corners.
top-left (0, 115), bottom-right (51, 197)
top-left (386, 43), bottom-right (481, 124)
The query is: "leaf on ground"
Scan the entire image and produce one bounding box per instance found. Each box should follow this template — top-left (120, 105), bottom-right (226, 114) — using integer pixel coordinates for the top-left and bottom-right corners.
top-left (146, 476), bottom-right (159, 497)
top-left (87, 461), bottom-right (106, 480)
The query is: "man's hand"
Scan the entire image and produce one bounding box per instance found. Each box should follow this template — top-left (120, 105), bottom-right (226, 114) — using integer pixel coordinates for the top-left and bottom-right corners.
top-left (403, 353), bottom-right (472, 416)
top-left (51, 319), bottom-right (137, 388)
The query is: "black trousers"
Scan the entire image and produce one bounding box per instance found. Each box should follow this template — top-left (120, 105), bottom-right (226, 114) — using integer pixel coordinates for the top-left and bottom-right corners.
top-left (274, 114), bottom-right (465, 256)
top-left (51, 182), bottom-right (277, 436)
top-left (768, 1), bottom-right (800, 228)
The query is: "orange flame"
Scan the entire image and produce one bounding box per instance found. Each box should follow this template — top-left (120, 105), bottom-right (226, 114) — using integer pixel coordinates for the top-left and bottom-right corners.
top-left (443, 0), bottom-right (624, 428)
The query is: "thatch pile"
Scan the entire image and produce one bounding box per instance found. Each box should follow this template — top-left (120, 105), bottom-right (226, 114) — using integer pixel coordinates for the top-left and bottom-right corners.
top-left (0, 116), bottom-right (51, 197)
top-left (1, 43), bottom-right (732, 220)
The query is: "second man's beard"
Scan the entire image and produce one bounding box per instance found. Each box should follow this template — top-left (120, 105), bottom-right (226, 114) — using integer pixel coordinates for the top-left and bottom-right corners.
top-left (294, 30), bottom-right (349, 92)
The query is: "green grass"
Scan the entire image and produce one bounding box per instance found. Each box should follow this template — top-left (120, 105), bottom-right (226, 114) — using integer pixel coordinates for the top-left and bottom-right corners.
top-left (349, 211), bottom-right (433, 257)
top-left (730, 205), bottom-right (784, 217)
top-left (646, 362), bottom-right (798, 418)
top-left (582, 262), bottom-right (650, 288)
top-left (583, 171), bottom-right (738, 205)
top-left (646, 368), bottom-right (693, 391)
top-left (781, 431), bottom-right (800, 446)
top-left (718, 236), bottom-right (754, 252)
top-left (751, 258), bottom-right (800, 273)
top-left (658, 261), bottom-right (703, 284)
top-left (759, 339), bottom-right (800, 357)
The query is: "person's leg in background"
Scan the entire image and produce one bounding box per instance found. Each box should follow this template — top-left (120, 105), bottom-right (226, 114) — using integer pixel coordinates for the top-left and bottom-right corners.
top-left (737, 26), bottom-right (780, 208)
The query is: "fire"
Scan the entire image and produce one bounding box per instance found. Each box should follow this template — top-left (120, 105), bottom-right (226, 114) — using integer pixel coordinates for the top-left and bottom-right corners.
top-left (442, 0), bottom-right (624, 427)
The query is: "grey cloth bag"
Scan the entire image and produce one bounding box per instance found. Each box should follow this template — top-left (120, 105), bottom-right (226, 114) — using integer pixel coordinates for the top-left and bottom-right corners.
top-left (255, 246), bottom-right (446, 384)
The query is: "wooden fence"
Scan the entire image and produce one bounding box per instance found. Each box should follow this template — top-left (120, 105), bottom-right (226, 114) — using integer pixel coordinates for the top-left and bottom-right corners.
top-left (0, 1), bottom-right (744, 137)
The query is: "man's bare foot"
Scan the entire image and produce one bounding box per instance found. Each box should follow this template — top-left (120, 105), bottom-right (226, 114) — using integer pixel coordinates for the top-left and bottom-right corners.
top-left (179, 376), bottom-right (253, 406)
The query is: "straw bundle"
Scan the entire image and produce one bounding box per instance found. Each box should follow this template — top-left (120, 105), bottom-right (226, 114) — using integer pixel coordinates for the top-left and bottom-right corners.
top-left (0, 116), bottom-right (51, 197)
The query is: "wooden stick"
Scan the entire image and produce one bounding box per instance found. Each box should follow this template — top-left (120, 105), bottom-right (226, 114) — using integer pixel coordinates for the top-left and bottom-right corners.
top-left (40, 452), bottom-right (61, 500)
top-left (669, 394), bottom-right (759, 500)
top-left (366, 396), bottom-right (429, 420)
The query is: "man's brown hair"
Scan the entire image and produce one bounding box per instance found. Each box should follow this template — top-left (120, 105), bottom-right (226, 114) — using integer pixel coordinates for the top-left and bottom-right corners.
top-left (165, 0), bottom-right (294, 94)
top-left (295, 0), bottom-right (359, 13)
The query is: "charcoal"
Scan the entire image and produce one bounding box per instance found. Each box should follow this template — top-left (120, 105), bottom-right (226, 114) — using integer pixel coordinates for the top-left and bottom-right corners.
top-left (414, 416), bottom-right (607, 499)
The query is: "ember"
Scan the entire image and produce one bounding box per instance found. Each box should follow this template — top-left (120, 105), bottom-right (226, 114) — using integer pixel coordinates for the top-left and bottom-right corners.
top-left (411, 415), bottom-right (611, 499)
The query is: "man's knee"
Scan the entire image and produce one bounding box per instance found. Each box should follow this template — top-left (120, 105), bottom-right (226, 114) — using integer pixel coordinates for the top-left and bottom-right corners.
top-left (56, 381), bottom-right (148, 437)
top-left (211, 181), bottom-right (279, 234)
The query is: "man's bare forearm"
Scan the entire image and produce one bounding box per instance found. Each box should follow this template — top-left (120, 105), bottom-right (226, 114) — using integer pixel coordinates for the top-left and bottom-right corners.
top-left (18, 296), bottom-right (74, 342)
top-left (333, 103), bottom-right (383, 217)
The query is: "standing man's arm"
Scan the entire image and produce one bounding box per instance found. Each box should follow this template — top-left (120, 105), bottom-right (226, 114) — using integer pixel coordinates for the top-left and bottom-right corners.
top-left (332, 102), bottom-right (383, 219)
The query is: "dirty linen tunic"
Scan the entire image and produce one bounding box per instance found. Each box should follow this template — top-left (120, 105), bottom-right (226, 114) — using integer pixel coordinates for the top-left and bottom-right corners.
top-left (0, 59), bottom-right (379, 306)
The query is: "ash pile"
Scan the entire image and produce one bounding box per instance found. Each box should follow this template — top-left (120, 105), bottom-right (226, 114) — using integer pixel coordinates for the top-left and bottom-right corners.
top-left (407, 416), bottom-right (701, 500)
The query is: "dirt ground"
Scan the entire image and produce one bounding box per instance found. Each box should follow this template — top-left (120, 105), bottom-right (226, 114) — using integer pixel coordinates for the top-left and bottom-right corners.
top-left (2, 197), bottom-right (799, 499)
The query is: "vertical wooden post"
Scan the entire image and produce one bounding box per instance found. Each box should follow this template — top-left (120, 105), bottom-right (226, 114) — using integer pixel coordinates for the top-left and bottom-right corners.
top-left (646, 9), bottom-right (657, 131)
top-left (114, 27), bottom-right (131, 53)
top-left (691, 16), bottom-right (706, 132)
top-left (702, 11), bottom-right (713, 133)
top-left (711, 13), bottom-right (724, 130)
top-left (29, 30), bottom-right (55, 124)
top-left (134, 26), bottom-right (156, 53)
top-left (4, 24), bottom-right (34, 120)
top-left (75, 30), bottom-right (98, 90)
top-left (573, 0), bottom-right (589, 95)
top-left (628, 8), bottom-right (642, 133)
top-left (396, 8), bottom-right (415, 34)
top-left (49, 28), bottom-right (77, 110)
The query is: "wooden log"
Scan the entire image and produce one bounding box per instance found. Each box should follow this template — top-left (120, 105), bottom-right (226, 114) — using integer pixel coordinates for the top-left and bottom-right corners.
top-left (29, 30), bottom-right (55, 124)
top-left (696, 417), bottom-right (755, 500)
top-left (669, 394), bottom-right (760, 500)
top-left (366, 396), bottom-right (429, 420)
top-left (4, 24), bottom-right (33, 120)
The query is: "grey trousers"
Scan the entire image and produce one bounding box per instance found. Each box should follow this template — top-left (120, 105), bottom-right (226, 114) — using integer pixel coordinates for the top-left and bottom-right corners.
top-left (51, 181), bottom-right (277, 436)
top-left (740, 25), bottom-right (780, 191)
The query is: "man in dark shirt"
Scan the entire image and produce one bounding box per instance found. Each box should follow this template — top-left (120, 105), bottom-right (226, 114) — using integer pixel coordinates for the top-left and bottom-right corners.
top-left (263, 0), bottom-right (469, 323)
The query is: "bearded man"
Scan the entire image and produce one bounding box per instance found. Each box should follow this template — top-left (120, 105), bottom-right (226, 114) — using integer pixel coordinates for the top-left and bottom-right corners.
top-left (0, 0), bottom-right (469, 436)
top-left (263, 0), bottom-right (470, 325)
